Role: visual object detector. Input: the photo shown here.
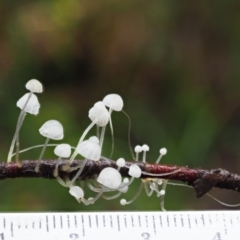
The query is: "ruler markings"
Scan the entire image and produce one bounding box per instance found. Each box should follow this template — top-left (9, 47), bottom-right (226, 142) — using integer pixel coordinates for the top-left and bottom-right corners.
top-left (131, 215), bottom-right (134, 228)
top-left (10, 222), bottom-right (13, 237)
top-left (110, 215), bottom-right (113, 228)
top-left (53, 215), bottom-right (56, 229)
top-left (103, 215), bottom-right (106, 227)
top-left (201, 214), bottom-right (205, 226)
top-left (60, 215), bottom-right (63, 228)
top-left (159, 215), bottom-right (162, 227)
top-left (0, 211), bottom-right (239, 239)
top-left (88, 215), bottom-right (91, 228)
top-left (117, 215), bottom-right (120, 231)
top-left (152, 215), bottom-right (156, 235)
top-left (95, 214), bottom-right (98, 228)
top-left (166, 214), bottom-right (169, 227)
top-left (145, 215), bottom-right (148, 228)
top-left (180, 214), bottom-right (184, 227)
top-left (174, 214), bottom-right (177, 227)
top-left (67, 215), bottom-right (70, 229)
top-left (138, 215), bottom-right (141, 228)
top-left (46, 215), bottom-right (49, 232)
top-left (81, 215), bottom-right (85, 237)
top-left (188, 214), bottom-right (191, 228)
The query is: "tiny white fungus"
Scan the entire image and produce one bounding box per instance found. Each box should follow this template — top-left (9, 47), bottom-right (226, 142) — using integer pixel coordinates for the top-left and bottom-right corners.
top-left (69, 186), bottom-right (84, 202)
top-left (76, 136), bottom-right (101, 161)
top-left (88, 101), bottom-right (110, 127)
top-left (39, 120), bottom-right (64, 140)
top-left (17, 93), bottom-right (40, 115)
top-left (35, 120), bottom-right (64, 172)
top-left (142, 144), bottom-right (149, 162)
top-left (97, 167), bottom-right (122, 189)
top-left (26, 79), bottom-right (43, 93)
top-left (160, 148), bottom-right (167, 155)
top-left (103, 94), bottom-right (124, 112)
top-left (54, 144), bottom-right (71, 158)
top-left (116, 158), bottom-right (125, 168)
top-left (120, 199), bottom-right (127, 205)
top-left (129, 164), bottom-right (142, 178)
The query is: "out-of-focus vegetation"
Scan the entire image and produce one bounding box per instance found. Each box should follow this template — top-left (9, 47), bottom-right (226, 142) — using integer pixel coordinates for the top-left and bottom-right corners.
top-left (0, 1), bottom-right (240, 212)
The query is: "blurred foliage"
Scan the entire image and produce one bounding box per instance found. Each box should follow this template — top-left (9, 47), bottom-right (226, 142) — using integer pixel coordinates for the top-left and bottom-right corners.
top-left (0, 0), bottom-right (240, 212)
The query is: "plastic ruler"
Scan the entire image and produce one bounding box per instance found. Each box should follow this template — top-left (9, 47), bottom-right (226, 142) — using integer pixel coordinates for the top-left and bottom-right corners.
top-left (0, 211), bottom-right (239, 240)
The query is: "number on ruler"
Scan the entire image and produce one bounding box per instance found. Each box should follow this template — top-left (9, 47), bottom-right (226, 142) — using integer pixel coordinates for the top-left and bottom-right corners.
top-left (212, 232), bottom-right (221, 240)
top-left (69, 233), bottom-right (79, 239)
top-left (141, 232), bottom-right (150, 240)
top-left (0, 233), bottom-right (4, 240)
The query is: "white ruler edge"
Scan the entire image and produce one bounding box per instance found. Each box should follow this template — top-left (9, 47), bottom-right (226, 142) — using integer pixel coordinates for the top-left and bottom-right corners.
top-left (0, 210), bottom-right (239, 240)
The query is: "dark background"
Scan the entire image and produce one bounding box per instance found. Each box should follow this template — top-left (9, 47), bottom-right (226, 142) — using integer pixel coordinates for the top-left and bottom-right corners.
top-left (0, 0), bottom-right (240, 211)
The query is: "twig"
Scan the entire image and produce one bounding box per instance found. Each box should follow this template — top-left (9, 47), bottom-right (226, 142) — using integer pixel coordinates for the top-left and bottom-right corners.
top-left (0, 157), bottom-right (240, 198)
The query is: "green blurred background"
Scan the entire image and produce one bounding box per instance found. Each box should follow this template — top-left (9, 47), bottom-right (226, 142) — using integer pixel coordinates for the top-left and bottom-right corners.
top-left (0, 0), bottom-right (240, 212)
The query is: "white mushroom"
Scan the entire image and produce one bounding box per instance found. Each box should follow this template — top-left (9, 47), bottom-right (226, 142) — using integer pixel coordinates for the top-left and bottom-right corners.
top-left (26, 79), bottom-right (43, 93)
top-left (69, 185), bottom-right (84, 203)
top-left (156, 148), bottom-right (167, 163)
top-left (119, 164), bottom-right (143, 206)
top-left (14, 79), bottom-right (42, 163)
top-left (102, 94), bottom-right (124, 156)
top-left (103, 94), bottom-right (124, 112)
top-left (7, 92), bottom-right (40, 165)
top-left (67, 101), bottom-right (109, 165)
top-left (116, 158), bottom-right (125, 170)
top-left (134, 145), bottom-right (143, 161)
top-left (76, 136), bottom-right (101, 161)
top-left (142, 144), bottom-right (149, 162)
top-left (35, 120), bottom-right (64, 172)
top-left (53, 144), bottom-right (71, 177)
top-left (69, 136), bottom-right (101, 186)
top-left (97, 167), bottom-right (122, 189)
top-left (16, 93), bottom-right (40, 115)
top-left (129, 164), bottom-right (142, 178)
top-left (75, 167), bottom-right (122, 205)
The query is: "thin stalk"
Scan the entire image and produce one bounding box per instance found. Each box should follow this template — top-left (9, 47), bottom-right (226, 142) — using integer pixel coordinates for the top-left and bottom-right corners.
top-left (7, 92), bottom-right (32, 162)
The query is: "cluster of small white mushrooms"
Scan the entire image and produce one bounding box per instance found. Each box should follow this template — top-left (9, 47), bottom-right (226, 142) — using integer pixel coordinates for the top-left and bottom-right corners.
top-left (7, 79), bottom-right (180, 211)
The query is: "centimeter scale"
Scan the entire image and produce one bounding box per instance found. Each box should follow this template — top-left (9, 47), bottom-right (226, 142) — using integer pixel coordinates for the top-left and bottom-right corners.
top-left (0, 211), bottom-right (239, 240)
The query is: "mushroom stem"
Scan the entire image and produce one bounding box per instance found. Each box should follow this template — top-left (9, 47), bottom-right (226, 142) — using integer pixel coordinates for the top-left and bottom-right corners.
top-left (120, 183), bottom-right (144, 205)
top-left (35, 137), bottom-right (50, 172)
top-left (99, 108), bottom-right (113, 148)
top-left (70, 158), bottom-right (88, 185)
top-left (68, 121), bottom-right (95, 164)
top-left (160, 180), bottom-right (168, 212)
top-left (7, 93), bottom-right (31, 163)
top-left (53, 156), bottom-right (62, 177)
top-left (122, 110), bottom-right (135, 159)
top-left (108, 115), bottom-right (114, 158)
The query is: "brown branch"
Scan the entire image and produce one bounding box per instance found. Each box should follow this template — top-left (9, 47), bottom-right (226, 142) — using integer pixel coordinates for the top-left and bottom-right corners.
top-left (0, 158), bottom-right (240, 198)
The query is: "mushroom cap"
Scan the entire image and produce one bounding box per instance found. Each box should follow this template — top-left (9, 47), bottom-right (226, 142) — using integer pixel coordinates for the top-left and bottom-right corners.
top-left (69, 186), bottom-right (84, 200)
top-left (116, 158), bottom-right (125, 167)
top-left (76, 136), bottom-right (101, 161)
top-left (159, 148), bottom-right (167, 155)
top-left (54, 144), bottom-right (71, 158)
top-left (26, 79), bottom-right (43, 93)
top-left (102, 94), bottom-right (123, 111)
top-left (142, 144), bottom-right (149, 151)
top-left (134, 145), bottom-right (143, 153)
top-left (17, 93), bottom-right (40, 115)
top-left (39, 120), bottom-right (64, 140)
top-left (88, 101), bottom-right (110, 127)
top-left (129, 164), bottom-right (142, 178)
top-left (97, 167), bottom-right (122, 189)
